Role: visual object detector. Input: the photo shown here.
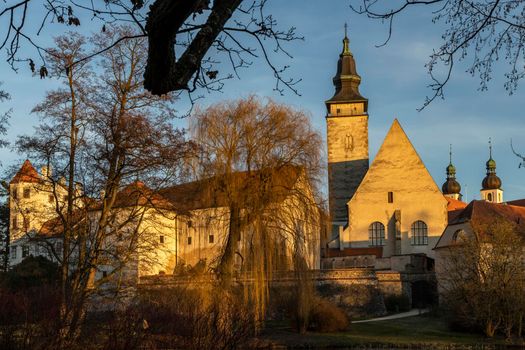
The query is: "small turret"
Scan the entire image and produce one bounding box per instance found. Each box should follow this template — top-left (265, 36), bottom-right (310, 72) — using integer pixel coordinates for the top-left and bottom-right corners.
top-left (442, 145), bottom-right (462, 200)
top-left (481, 138), bottom-right (503, 203)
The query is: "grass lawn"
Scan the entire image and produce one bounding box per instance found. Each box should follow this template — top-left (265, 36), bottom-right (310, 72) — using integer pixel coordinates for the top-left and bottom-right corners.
top-left (259, 315), bottom-right (513, 348)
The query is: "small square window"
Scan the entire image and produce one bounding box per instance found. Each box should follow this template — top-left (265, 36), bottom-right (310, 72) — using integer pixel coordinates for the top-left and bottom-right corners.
top-left (388, 191), bottom-right (394, 203)
top-left (209, 235), bottom-right (214, 244)
top-left (23, 188), bottom-right (30, 199)
top-left (159, 235), bottom-right (165, 244)
top-left (187, 236), bottom-right (192, 245)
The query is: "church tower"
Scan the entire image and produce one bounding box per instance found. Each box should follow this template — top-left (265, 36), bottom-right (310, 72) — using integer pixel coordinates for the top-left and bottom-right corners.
top-left (442, 145), bottom-right (462, 200)
top-left (326, 25), bottom-right (369, 225)
top-left (480, 139), bottom-right (503, 203)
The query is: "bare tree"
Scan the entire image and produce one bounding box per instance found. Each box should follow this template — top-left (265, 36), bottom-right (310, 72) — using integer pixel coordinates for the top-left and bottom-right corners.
top-left (15, 26), bottom-right (191, 346)
top-left (440, 219), bottom-right (525, 338)
top-left (0, 1), bottom-right (302, 97)
top-left (352, 0), bottom-right (525, 110)
top-left (189, 96), bottom-right (322, 325)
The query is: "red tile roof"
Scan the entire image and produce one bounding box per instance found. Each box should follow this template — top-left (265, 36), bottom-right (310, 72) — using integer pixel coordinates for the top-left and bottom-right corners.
top-left (10, 160), bottom-right (41, 184)
top-left (446, 197), bottom-right (468, 222)
top-left (450, 200), bottom-right (525, 240)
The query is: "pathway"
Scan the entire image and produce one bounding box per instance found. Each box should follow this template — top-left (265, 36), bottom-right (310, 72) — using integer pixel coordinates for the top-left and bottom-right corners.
top-left (352, 308), bottom-right (429, 323)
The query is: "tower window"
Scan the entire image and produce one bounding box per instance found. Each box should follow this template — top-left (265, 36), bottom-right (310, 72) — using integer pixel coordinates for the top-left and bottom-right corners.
top-left (187, 236), bottom-right (192, 245)
top-left (388, 192), bottom-right (394, 203)
top-left (488, 193), bottom-right (493, 201)
top-left (209, 234), bottom-right (214, 244)
top-left (23, 188), bottom-right (30, 198)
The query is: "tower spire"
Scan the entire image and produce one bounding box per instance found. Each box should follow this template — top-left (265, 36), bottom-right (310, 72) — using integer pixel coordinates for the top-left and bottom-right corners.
top-left (442, 144), bottom-right (461, 199)
top-left (449, 144), bottom-right (452, 165)
top-left (489, 137), bottom-right (493, 159)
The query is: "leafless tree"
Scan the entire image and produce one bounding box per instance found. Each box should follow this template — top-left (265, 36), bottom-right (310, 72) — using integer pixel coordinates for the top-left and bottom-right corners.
top-left (440, 219), bottom-right (525, 338)
top-left (0, 0), bottom-right (302, 98)
top-left (15, 26), bottom-right (191, 346)
top-left (352, 0), bottom-right (525, 110)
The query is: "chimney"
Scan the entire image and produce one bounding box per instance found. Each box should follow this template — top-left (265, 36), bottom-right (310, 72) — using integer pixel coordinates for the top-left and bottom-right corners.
top-left (41, 166), bottom-right (52, 178)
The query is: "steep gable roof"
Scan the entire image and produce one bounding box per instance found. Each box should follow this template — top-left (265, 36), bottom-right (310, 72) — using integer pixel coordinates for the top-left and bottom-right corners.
top-left (10, 160), bottom-right (41, 185)
top-left (446, 197), bottom-right (468, 222)
top-left (350, 119), bottom-right (445, 203)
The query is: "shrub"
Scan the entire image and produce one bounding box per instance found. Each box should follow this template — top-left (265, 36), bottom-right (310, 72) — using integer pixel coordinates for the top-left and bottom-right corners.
top-left (308, 297), bottom-right (349, 332)
top-left (384, 294), bottom-right (411, 313)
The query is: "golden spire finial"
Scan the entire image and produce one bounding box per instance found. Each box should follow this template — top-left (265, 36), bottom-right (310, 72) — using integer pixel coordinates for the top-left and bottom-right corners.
top-left (342, 22), bottom-right (351, 54)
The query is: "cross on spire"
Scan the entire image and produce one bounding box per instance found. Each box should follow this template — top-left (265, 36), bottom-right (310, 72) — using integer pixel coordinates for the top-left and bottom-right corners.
top-left (344, 22), bottom-right (348, 38)
top-left (489, 137), bottom-right (493, 159)
top-left (449, 144), bottom-right (452, 164)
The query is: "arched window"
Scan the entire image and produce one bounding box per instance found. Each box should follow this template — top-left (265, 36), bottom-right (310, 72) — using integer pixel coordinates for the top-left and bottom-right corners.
top-left (368, 222), bottom-right (385, 246)
top-left (411, 220), bottom-right (428, 245)
top-left (488, 193), bottom-right (493, 201)
top-left (452, 229), bottom-right (466, 242)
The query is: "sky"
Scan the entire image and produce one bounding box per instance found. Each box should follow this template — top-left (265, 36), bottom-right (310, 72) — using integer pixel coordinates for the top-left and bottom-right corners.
top-left (0, 0), bottom-right (524, 201)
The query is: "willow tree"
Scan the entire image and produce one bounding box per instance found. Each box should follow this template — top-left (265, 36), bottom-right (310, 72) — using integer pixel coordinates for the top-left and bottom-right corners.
top-left (190, 96), bottom-right (322, 324)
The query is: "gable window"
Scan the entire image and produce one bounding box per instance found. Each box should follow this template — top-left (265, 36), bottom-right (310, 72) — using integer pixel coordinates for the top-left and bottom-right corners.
top-left (12, 216), bottom-right (18, 229)
top-left (411, 220), bottom-right (428, 245)
top-left (159, 235), bottom-right (165, 244)
top-left (48, 194), bottom-right (54, 203)
top-left (209, 234), bottom-right (214, 244)
top-left (388, 192), bottom-right (394, 203)
top-left (368, 222), bottom-right (385, 246)
top-left (23, 188), bottom-right (30, 199)
top-left (12, 188), bottom-right (17, 199)
top-left (187, 236), bottom-right (192, 245)
top-left (452, 229), bottom-right (466, 242)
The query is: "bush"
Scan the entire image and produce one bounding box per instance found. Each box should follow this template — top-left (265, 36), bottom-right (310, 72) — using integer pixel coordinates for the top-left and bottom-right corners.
top-left (384, 294), bottom-right (411, 313)
top-left (308, 297), bottom-right (349, 332)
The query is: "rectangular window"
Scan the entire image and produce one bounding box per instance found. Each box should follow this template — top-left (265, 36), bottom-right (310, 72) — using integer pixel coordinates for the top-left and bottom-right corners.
top-left (23, 217), bottom-right (29, 231)
top-left (23, 188), bottom-right (30, 199)
top-left (22, 245), bottom-right (29, 258)
top-left (10, 246), bottom-right (17, 260)
top-left (12, 188), bottom-right (17, 199)
top-left (56, 241), bottom-right (63, 253)
top-left (12, 216), bottom-right (18, 229)
top-left (388, 191), bottom-right (394, 203)
top-left (187, 236), bottom-right (192, 245)
top-left (209, 234), bottom-right (214, 244)
top-left (48, 194), bottom-right (54, 203)
top-left (102, 271), bottom-right (108, 278)
top-left (159, 235), bottom-right (165, 244)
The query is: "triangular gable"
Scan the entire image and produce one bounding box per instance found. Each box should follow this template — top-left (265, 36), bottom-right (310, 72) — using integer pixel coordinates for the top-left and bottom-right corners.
top-left (349, 119), bottom-right (446, 204)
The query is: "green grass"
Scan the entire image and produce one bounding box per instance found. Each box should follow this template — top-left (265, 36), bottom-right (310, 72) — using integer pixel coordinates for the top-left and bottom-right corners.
top-left (260, 315), bottom-right (512, 348)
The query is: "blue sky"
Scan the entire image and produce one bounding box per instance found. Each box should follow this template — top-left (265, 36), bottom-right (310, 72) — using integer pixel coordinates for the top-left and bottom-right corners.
top-left (0, 0), bottom-right (524, 201)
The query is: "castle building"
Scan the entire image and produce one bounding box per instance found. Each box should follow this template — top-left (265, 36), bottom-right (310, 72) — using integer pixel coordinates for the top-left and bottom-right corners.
top-left (7, 161), bottom-right (320, 277)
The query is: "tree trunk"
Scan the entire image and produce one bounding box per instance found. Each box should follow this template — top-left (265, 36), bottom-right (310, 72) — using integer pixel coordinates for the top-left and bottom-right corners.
top-left (217, 204), bottom-right (241, 288)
